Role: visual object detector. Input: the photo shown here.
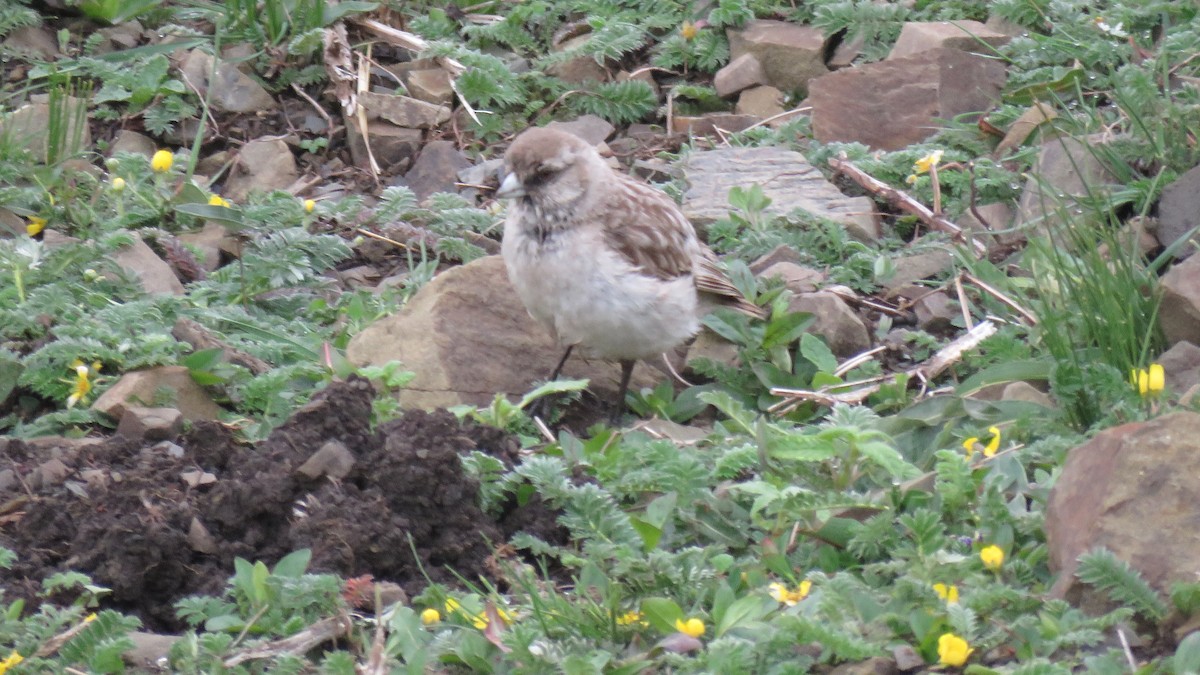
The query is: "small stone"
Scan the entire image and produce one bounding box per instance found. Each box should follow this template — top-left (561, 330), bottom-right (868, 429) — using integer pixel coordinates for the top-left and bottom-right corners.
top-left (404, 140), bottom-right (471, 200)
top-left (92, 366), bottom-right (224, 422)
top-left (360, 91), bottom-right (451, 129)
top-left (672, 113), bottom-right (760, 136)
top-left (226, 138), bottom-right (299, 200)
top-left (760, 261), bottom-right (824, 294)
top-left (912, 290), bottom-right (956, 332)
top-left (881, 247), bottom-right (955, 294)
top-left (1161, 255), bottom-right (1200, 345)
top-left (809, 48), bottom-right (1006, 151)
top-left (727, 20), bottom-right (828, 94)
top-left (109, 130), bottom-right (157, 158)
top-left (546, 114), bottom-right (616, 145)
top-left (549, 34), bottom-right (609, 84)
top-left (1001, 381), bottom-right (1054, 407)
top-left (1157, 341), bottom-right (1200, 394)
top-left (735, 85), bottom-right (785, 119)
top-left (296, 440), bottom-right (356, 480)
top-left (749, 244), bottom-right (803, 274)
top-left (125, 632), bottom-right (179, 671)
top-left (1155, 163), bottom-right (1200, 259)
top-left (37, 458), bottom-right (71, 487)
top-left (687, 328), bottom-right (741, 369)
top-left (1013, 134), bottom-right (1119, 238)
top-left (177, 222), bottom-right (232, 272)
top-left (887, 20), bottom-right (1012, 60)
top-left (789, 291), bottom-right (870, 357)
top-left (188, 518), bottom-right (219, 554)
top-left (112, 236), bottom-right (185, 295)
top-left (116, 406), bottom-right (184, 442)
top-left (2, 26), bottom-right (58, 59)
top-left (403, 68), bottom-right (454, 105)
top-left (178, 50), bottom-right (277, 113)
top-left (345, 119), bottom-right (423, 172)
top-left (714, 53), bottom-right (766, 98)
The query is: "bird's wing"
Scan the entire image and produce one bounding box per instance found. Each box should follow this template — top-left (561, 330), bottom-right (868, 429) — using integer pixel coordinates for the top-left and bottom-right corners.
top-left (601, 175), bottom-right (766, 319)
top-left (600, 177), bottom-right (695, 281)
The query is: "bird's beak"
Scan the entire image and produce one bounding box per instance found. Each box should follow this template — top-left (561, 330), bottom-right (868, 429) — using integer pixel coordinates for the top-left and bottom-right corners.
top-left (495, 172), bottom-right (526, 199)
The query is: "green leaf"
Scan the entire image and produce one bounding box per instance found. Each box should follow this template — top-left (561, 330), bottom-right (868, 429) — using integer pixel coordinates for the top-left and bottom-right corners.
top-left (175, 203), bottom-right (248, 230)
top-left (799, 333), bottom-right (837, 372)
top-left (1174, 632), bottom-right (1200, 675)
top-left (517, 378), bottom-right (589, 409)
top-left (272, 549), bottom-right (311, 578)
top-left (1008, 66), bottom-right (1086, 105)
top-left (639, 597), bottom-right (683, 634)
top-left (0, 355), bottom-right (22, 404)
top-left (955, 358), bottom-right (1052, 395)
top-left (714, 595), bottom-right (774, 637)
top-left (323, 1), bottom-right (378, 24)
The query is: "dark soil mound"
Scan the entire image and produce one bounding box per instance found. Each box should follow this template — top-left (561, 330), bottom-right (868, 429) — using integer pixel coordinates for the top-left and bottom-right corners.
top-left (0, 377), bottom-right (562, 631)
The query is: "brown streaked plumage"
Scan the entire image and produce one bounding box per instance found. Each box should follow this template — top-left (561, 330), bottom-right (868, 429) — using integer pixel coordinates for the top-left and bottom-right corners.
top-left (496, 126), bottom-right (764, 422)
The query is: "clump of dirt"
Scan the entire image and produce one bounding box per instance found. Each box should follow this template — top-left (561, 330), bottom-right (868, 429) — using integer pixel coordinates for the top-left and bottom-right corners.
top-left (0, 377), bottom-right (563, 631)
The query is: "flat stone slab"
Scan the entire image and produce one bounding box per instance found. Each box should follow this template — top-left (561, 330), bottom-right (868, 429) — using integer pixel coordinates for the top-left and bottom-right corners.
top-left (680, 146), bottom-right (878, 241)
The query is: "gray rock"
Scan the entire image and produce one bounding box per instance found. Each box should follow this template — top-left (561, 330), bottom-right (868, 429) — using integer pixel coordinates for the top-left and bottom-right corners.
top-left (346, 256), bottom-right (657, 409)
top-left (1155, 163), bottom-right (1200, 259)
top-left (828, 656), bottom-right (898, 675)
top-left (2, 25), bottom-right (58, 59)
top-left (92, 366), bottom-right (224, 422)
top-left (226, 138), bottom-right (298, 200)
top-left (1, 99), bottom-right (90, 163)
top-left (1157, 341), bottom-right (1200, 394)
top-left (749, 244), bottom-right (803, 274)
top-left (714, 53), bottom-right (766, 97)
top-left (109, 130), bottom-right (156, 158)
top-left (809, 48), bottom-right (1006, 151)
top-left (727, 20), bottom-right (828, 94)
top-left (345, 118), bottom-right (423, 172)
top-left (789, 291), bottom-right (870, 357)
top-left (911, 290), bottom-right (956, 332)
top-left (113, 236), bottom-right (185, 295)
top-left (1046, 412), bottom-right (1200, 606)
top-left (1160, 254), bottom-right (1200, 345)
top-left (759, 261), bottom-right (824, 294)
top-left (405, 140), bottom-right (471, 200)
top-left (179, 50), bottom-right (277, 113)
top-left (116, 406), bottom-right (184, 442)
top-left (547, 114), bottom-right (616, 145)
top-left (548, 34), bottom-right (609, 84)
top-left (881, 246), bottom-right (955, 294)
top-left (672, 113), bottom-right (761, 136)
top-left (177, 222), bottom-right (232, 272)
top-left (403, 68), bottom-right (454, 105)
top-left (1001, 381), bottom-right (1053, 407)
top-left (1013, 135), bottom-right (1118, 237)
top-left (686, 328), bottom-right (740, 369)
top-left (887, 20), bottom-right (1012, 60)
top-left (735, 85), bottom-right (786, 119)
top-left (681, 146), bottom-right (879, 241)
top-left (360, 91), bottom-right (451, 129)
top-left (296, 440), bottom-right (356, 480)
top-left (125, 632), bottom-right (179, 671)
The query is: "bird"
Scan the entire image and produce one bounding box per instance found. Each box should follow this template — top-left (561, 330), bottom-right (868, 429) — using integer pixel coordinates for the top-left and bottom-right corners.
top-left (495, 126), bottom-right (764, 422)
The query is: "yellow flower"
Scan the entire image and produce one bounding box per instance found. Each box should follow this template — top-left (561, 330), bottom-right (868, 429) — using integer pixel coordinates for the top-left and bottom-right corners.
top-left (111, 177), bottom-right (126, 192)
top-left (905, 174), bottom-right (919, 185)
top-left (937, 632), bottom-right (973, 667)
top-left (962, 426), bottom-right (1001, 458)
top-left (84, 613), bottom-right (97, 623)
top-left (66, 360), bottom-right (101, 408)
top-left (932, 583), bottom-right (959, 604)
top-left (1148, 363), bottom-right (1164, 393)
top-left (444, 598), bottom-right (462, 614)
top-left (208, 194), bottom-right (231, 207)
top-left (615, 610), bottom-right (644, 626)
top-left (421, 608), bottom-right (440, 625)
top-left (912, 149), bottom-right (944, 174)
top-left (304, 198), bottom-right (316, 213)
top-left (0, 650), bottom-right (23, 673)
top-left (680, 20), bottom-right (698, 40)
top-left (980, 544), bottom-right (1004, 571)
top-left (674, 617), bottom-right (705, 638)
top-left (768, 580), bottom-right (812, 606)
top-left (26, 216), bottom-right (46, 236)
top-left (151, 149), bottom-right (174, 173)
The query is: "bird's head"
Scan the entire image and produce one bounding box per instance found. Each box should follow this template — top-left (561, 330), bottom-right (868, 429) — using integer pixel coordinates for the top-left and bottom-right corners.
top-left (496, 128), bottom-right (601, 209)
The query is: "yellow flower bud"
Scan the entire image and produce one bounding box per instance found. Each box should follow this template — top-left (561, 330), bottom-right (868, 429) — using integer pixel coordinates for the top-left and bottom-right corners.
top-left (151, 149), bottom-right (174, 173)
top-left (1147, 363), bottom-right (1164, 393)
top-left (932, 583), bottom-right (959, 604)
top-left (680, 21), bottom-right (698, 40)
top-left (111, 177), bottom-right (126, 192)
top-left (421, 608), bottom-right (440, 625)
top-left (304, 198), bottom-right (316, 213)
top-left (208, 194), bottom-right (231, 207)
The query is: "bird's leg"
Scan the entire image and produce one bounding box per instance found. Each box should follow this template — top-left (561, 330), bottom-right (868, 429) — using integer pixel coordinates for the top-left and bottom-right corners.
top-left (610, 359), bottom-right (636, 426)
top-left (547, 344), bottom-right (574, 382)
top-left (528, 345), bottom-right (574, 420)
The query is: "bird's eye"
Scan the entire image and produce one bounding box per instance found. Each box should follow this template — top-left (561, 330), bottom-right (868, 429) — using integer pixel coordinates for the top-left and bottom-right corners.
top-left (526, 166), bottom-right (557, 186)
